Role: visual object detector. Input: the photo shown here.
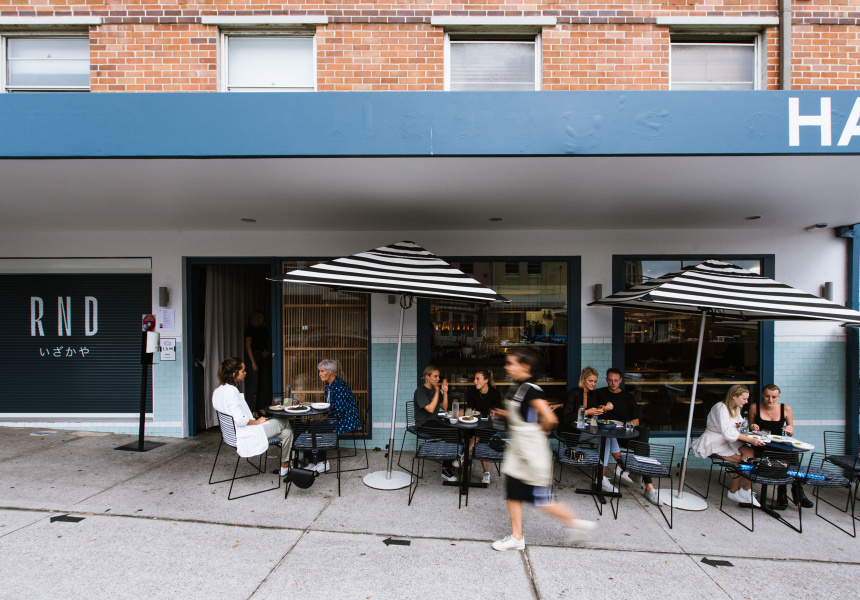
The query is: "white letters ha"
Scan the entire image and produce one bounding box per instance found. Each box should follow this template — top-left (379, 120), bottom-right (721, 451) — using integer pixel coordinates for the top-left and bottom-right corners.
top-left (789, 96), bottom-right (860, 147)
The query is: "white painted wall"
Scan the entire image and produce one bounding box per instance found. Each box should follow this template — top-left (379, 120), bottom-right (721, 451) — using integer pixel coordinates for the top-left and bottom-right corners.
top-left (0, 227), bottom-right (851, 341)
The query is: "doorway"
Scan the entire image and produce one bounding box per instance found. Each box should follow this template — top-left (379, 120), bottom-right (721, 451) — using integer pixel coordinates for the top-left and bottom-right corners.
top-left (188, 260), bottom-right (277, 435)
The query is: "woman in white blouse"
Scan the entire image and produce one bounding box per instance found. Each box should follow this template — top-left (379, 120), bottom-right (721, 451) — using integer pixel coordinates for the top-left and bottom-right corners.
top-left (692, 384), bottom-right (766, 506)
top-left (212, 357), bottom-right (294, 476)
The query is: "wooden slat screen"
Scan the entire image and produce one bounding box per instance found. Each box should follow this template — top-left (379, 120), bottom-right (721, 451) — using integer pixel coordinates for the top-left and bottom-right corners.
top-left (281, 261), bottom-right (370, 436)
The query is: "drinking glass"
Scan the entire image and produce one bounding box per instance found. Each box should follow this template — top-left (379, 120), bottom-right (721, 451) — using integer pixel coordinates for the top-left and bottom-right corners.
top-left (466, 408), bottom-right (473, 418)
top-left (625, 421), bottom-right (634, 432)
top-left (272, 394), bottom-right (283, 408)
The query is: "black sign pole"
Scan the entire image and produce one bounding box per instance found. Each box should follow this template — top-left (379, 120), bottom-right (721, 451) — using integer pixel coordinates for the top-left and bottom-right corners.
top-left (116, 331), bottom-right (164, 452)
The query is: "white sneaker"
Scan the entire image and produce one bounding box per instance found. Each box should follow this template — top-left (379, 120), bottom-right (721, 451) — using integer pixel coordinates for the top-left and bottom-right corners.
top-left (644, 488), bottom-right (660, 505)
top-left (441, 468), bottom-right (457, 483)
top-left (452, 454), bottom-right (463, 468)
top-left (314, 461), bottom-right (330, 473)
top-left (727, 490), bottom-right (748, 504)
top-left (601, 477), bottom-right (618, 493)
top-left (279, 466), bottom-right (291, 477)
top-left (565, 519), bottom-right (597, 544)
top-left (492, 535), bottom-right (525, 551)
top-left (615, 466), bottom-right (635, 486)
top-left (736, 488), bottom-right (761, 507)
top-left (482, 471), bottom-right (491, 485)
top-left (748, 491), bottom-right (761, 508)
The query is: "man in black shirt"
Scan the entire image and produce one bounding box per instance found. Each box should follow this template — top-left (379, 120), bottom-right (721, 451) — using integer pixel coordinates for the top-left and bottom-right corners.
top-left (594, 368), bottom-right (659, 505)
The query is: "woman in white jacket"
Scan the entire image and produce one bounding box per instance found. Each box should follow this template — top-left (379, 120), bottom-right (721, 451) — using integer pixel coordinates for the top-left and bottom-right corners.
top-left (212, 357), bottom-right (294, 476)
top-left (692, 384), bottom-right (766, 506)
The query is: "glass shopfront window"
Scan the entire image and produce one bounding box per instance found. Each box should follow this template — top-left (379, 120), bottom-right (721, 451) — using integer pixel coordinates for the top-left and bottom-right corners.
top-left (622, 259), bottom-right (762, 433)
top-left (428, 261), bottom-right (569, 404)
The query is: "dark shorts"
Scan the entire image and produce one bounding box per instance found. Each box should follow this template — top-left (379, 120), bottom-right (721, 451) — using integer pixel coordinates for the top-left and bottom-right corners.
top-left (506, 475), bottom-right (553, 507)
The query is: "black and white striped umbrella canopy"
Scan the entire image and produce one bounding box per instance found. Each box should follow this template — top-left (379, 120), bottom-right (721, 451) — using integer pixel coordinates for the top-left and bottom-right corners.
top-left (590, 259), bottom-right (860, 324)
top-left (271, 241), bottom-right (509, 304)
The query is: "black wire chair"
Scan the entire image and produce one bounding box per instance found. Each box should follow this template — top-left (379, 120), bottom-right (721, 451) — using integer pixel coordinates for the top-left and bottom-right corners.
top-left (554, 431), bottom-right (602, 514)
top-left (337, 415), bottom-right (369, 473)
top-left (472, 427), bottom-right (506, 477)
top-left (288, 417), bottom-right (340, 497)
top-left (613, 440), bottom-right (674, 528)
top-left (397, 401), bottom-right (428, 475)
top-left (685, 453), bottom-right (733, 500)
top-left (721, 451), bottom-right (803, 533)
top-left (801, 452), bottom-right (857, 537)
top-left (823, 431), bottom-right (860, 514)
top-left (408, 425), bottom-right (464, 507)
top-left (209, 410), bottom-right (282, 500)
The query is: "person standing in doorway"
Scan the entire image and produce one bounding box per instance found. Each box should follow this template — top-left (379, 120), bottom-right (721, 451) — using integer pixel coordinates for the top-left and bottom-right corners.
top-left (244, 310), bottom-right (271, 414)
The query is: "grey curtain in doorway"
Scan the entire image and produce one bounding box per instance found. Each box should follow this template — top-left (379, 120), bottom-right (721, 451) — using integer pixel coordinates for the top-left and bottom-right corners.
top-left (202, 265), bottom-right (270, 429)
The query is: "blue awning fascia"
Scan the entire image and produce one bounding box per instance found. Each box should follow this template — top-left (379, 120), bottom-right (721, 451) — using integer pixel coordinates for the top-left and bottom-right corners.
top-left (0, 90), bottom-right (858, 158)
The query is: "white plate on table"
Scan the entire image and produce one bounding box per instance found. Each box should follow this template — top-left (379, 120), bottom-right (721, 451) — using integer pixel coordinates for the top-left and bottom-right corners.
top-left (268, 405), bottom-right (284, 411)
top-left (311, 402), bottom-right (330, 410)
top-left (609, 420), bottom-right (625, 427)
top-left (458, 416), bottom-right (478, 424)
top-left (789, 440), bottom-right (814, 450)
top-left (285, 405), bottom-right (311, 414)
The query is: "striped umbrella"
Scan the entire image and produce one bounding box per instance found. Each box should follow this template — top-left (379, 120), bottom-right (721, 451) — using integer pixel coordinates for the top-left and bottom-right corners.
top-left (271, 241), bottom-right (508, 489)
top-left (589, 259), bottom-right (860, 510)
top-left (272, 240), bottom-right (508, 304)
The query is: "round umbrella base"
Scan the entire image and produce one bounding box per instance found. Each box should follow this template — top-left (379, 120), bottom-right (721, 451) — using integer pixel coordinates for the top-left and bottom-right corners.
top-left (363, 470), bottom-right (412, 490)
top-left (661, 489), bottom-right (708, 511)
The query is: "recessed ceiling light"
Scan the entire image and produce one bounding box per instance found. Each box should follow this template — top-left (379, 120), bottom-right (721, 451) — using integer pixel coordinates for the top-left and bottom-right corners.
top-left (240, 218), bottom-right (256, 223)
top-left (744, 216), bottom-right (761, 220)
top-left (489, 217), bottom-right (503, 222)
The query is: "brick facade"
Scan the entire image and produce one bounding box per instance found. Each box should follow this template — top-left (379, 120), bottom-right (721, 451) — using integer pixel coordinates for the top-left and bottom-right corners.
top-left (0, 2), bottom-right (857, 91)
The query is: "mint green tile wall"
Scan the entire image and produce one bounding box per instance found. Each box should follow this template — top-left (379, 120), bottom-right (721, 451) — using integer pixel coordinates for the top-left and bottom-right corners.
top-left (581, 342), bottom-right (612, 380)
top-left (370, 342), bottom-right (417, 449)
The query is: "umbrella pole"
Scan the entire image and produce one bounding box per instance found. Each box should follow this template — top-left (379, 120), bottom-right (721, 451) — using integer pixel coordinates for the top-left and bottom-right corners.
top-left (661, 312), bottom-right (709, 511)
top-left (384, 301), bottom-right (406, 477)
top-left (363, 297), bottom-right (412, 490)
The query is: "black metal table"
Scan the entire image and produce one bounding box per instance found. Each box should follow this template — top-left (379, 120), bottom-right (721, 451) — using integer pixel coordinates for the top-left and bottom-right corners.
top-left (438, 414), bottom-right (495, 497)
top-left (574, 423), bottom-right (639, 504)
top-left (749, 434), bottom-right (814, 517)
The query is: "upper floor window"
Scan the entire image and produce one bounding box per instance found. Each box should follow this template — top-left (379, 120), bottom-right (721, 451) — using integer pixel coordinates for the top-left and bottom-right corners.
top-left (670, 35), bottom-right (759, 90)
top-left (2, 36), bottom-right (90, 92)
top-left (446, 34), bottom-right (540, 91)
top-left (223, 34), bottom-right (315, 92)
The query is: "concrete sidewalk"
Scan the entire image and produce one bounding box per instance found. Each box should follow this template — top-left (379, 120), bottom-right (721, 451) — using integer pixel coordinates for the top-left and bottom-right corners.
top-left (0, 427), bottom-right (857, 600)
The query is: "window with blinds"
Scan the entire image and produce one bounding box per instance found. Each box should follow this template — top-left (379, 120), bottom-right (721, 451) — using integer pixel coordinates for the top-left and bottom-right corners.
top-left (447, 36), bottom-right (539, 91)
top-left (670, 36), bottom-right (758, 91)
top-left (280, 261), bottom-right (370, 435)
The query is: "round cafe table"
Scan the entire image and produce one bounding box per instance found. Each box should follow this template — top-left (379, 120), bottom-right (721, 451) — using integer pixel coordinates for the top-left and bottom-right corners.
top-left (574, 423), bottom-right (638, 504)
top-left (437, 413), bottom-right (495, 502)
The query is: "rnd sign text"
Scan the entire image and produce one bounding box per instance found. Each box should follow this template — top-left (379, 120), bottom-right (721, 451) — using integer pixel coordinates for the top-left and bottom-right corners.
top-left (31, 296), bottom-right (99, 337)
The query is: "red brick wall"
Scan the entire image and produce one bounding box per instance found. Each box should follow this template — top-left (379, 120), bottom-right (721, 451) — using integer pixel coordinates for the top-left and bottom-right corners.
top-left (544, 25), bottom-right (668, 91)
top-left (316, 24), bottom-right (443, 91)
top-left (793, 25), bottom-right (860, 89)
top-left (90, 24), bottom-right (217, 92)
top-left (0, 2), bottom-right (856, 91)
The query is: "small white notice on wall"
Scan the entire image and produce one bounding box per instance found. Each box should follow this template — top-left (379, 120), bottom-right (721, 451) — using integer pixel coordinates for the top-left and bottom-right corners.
top-left (160, 338), bottom-right (176, 361)
top-left (158, 308), bottom-right (175, 331)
